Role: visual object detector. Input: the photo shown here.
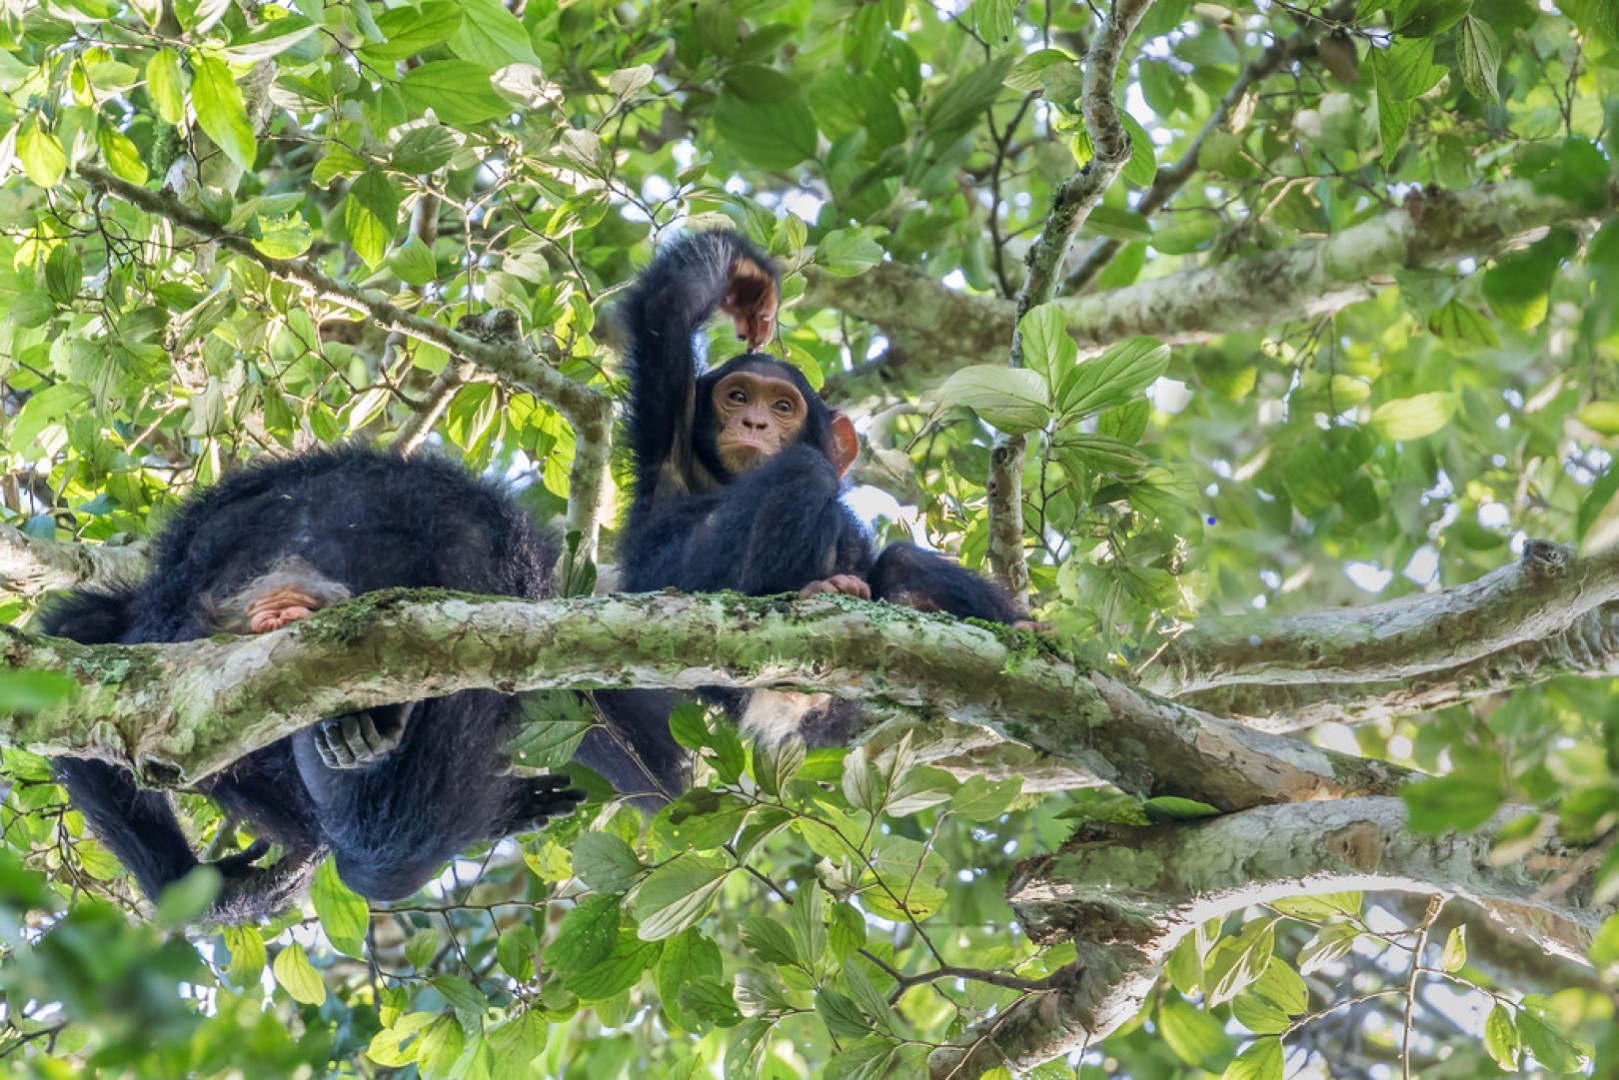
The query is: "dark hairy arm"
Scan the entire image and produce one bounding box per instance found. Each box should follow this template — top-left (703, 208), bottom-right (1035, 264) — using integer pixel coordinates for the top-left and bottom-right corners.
top-left (622, 230), bottom-right (778, 502)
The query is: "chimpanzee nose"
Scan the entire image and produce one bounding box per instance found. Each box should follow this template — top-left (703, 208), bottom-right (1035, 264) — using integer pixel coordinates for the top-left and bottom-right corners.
top-left (742, 413), bottom-right (768, 429)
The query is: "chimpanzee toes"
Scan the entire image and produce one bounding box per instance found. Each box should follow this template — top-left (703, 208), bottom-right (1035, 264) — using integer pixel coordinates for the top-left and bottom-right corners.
top-left (209, 838), bottom-right (271, 876)
top-left (313, 704), bottom-right (412, 770)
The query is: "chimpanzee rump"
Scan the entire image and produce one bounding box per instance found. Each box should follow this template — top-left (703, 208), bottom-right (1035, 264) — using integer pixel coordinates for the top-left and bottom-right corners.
top-left (608, 230), bottom-right (1028, 796)
top-left (42, 448), bottom-right (583, 918)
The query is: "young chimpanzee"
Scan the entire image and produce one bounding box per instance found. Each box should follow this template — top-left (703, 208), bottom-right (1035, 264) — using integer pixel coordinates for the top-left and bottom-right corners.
top-left (41, 449), bottom-right (584, 920)
top-left (607, 229), bottom-right (1031, 795)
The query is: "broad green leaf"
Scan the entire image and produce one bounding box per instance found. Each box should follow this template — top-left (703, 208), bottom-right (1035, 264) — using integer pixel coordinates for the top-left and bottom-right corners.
top-left (367, 1013), bottom-right (435, 1067)
top-left (1056, 336), bottom-right (1171, 418)
top-left (145, 48), bottom-right (187, 124)
top-left (972, 0), bottom-right (1015, 44)
top-left (223, 16), bottom-right (317, 63)
top-left (565, 930), bottom-right (662, 1000)
top-left (191, 54), bottom-right (257, 170)
top-left (1457, 16), bottom-right (1500, 102)
top-left (360, 2), bottom-right (464, 64)
top-left (755, 735), bottom-right (806, 798)
top-left (1160, 998), bottom-right (1233, 1068)
top-left (401, 61), bottom-right (509, 126)
top-left (1084, 205), bottom-right (1154, 242)
top-left (1298, 922), bottom-right (1360, 974)
top-left (1017, 303), bottom-right (1078, 384)
top-left (1232, 992), bottom-right (1289, 1036)
top-left (1206, 919), bottom-right (1275, 1006)
top-left (273, 942), bottom-right (326, 1006)
top-left (1222, 1037), bottom-right (1283, 1080)
top-left (1395, 0), bottom-right (1472, 37)
top-left (392, 124), bottom-right (461, 174)
top-left (1484, 1004), bottom-right (1520, 1070)
top-left (96, 124), bottom-right (147, 183)
top-left (345, 170), bottom-right (399, 268)
top-left (1440, 925), bottom-right (1467, 972)
top-left (632, 854), bottom-right (730, 940)
top-left (311, 858), bottom-right (369, 958)
top-left (1119, 111), bottom-right (1157, 187)
top-left (389, 232), bottom-right (438, 285)
top-left (1370, 392), bottom-right (1456, 440)
top-left (223, 925), bottom-right (267, 986)
top-left (253, 215), bottom-right (313, 259)
top-left (816, 228), bottom-right (884, 277)
top-left (450, 0), bottom-right (541, 68)
top-left (1401, 773), bottom-right (1501, 832)
top-left (573, 832), bottom-right (644, 895)
top-left (930, 365), bottom-right (1050, 435)
top-left (497, 924), bottom-right (537, 981)
top-left (545, 894), bottom-right (622, 975)
top-left (951, 775), bottom-right (1022, 821)
top-left (16, 120), bottom-right (66, 187)
top-left (1004, 49), bottom-right (1077, 93)
top-left (740, 916), bottom-right (800, 967)
top-left (715, 88), bottom-right (818, 171)
top-left (926, 56), bottom-right (1014, 135)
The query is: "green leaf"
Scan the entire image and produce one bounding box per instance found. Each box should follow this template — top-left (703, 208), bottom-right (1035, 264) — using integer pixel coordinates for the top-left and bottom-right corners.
top-left (1084, 204), bottom-right (1154, 242)
top-left (1057, 336), bottom-right (1171, 418)
top-left (1232, 992), bottom-right (1289, 1036)
top-left (345, 170), bottom-right (399, 269)
top-left (1440, 924), bottom-right (1467, 972)
top-left (1004, 49), bottom-right (1078, 93)
top-left (1119, 112), bottom-right (1157, 187)
top-left (1370, 392), bottom-right (1456, 440)
top-left (815, 988), bottom-right (873, 1040)
top-left (360, 2), bottom-right (464, 65)
top-left (1222, 1037), bottom-right (1283, 1080)
top-left (658, 929), bottom-right (728, 1031)
top-left (253, 215), bottom-right (313, 259)
top-left (1427, 300), bottom-right (1499, 353)
top-left (972, 0), bottom-right (1015, 44)
top-left (223, 16), bottom-right (317, 63)
top-left (405, 927), bottom-right (441, 970)
top-left (191, 54), bottom-right (258, 170)
top-left (392, 124), bottom-right (460, 174)
top-left (450, 0), bottom-right (541, 68)
top-left (16, 120), bottom-right (66, 188)
top-left (816, 228), bottom-right (885, 277)
top-left (311, 858), bottom-right (369, 958)
top-left (925, 56), bottom-right (1014, 136)
top-left (1297, 922), bottom-right (1360, 974)
top-left (715, 88), bottom-right (819, 171)
top-left (1395, 0), bottom-right (1472, 37)
top-left (389, 232), bottom-right (438, 285)
top-left (545, 894), bottom-right (622, 975)
top-left (1401, 773), bottom-right (1501, 832)
top-left (1374, 37), bottom-right (1441, 102)
top-left (1377, 92), bottom-right (1410, 155)
top-left (950, 775), bottom-right (1022, 821)
top-left (740, 916), bottom-right (800, 967)
top-left (573, 832), bottom-right (644, 895)
top-left (930, 365), bottom-right (1050, 435)
top-left (400, 61), bottom-right (509, 126)
top-left (1456, 16), bottom-right (1500, 102)
top-left (632, 854), bottom-right (730, 941)
top-left (96, 124), bottom-right (147, 183)
top-left (497, 924), bottom-right (537, 981)
top-left (273, 942), bottom-right (326, 1006)
top-left (754, 734), bottom-right (806, 798)
top-left (1483, 1004), bottom-right (1520, 1070)
top-left (1206, 919), bottom-right (1276, 1006)
top-left (1160, 998), bottom-right (1233, 1068)
top-left (145, 48), bottom-right (187, 124)
top-left (1517, 1001), bottom-right (1589, 1072)
top-left (565, 930), bottom-right (662, 1001)
top-left (1017, 303), bottom-right (1078, 385)
top-left (1253, 959), bottom-right (1309, 1016)
top-left (223, 925), bottom-right (267, 987)
top-left (1483, 229), bottom-right (1576, 330)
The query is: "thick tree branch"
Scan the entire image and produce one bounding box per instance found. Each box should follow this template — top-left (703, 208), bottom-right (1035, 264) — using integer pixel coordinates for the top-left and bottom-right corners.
top-left (3, 592), bottom-right (1407, 808)
top-left (816, 180), bottom-right (1613, 407)
top-left (931, 798), bottom-right (1610, 1076)
top-left (1147, 540), bottom-right (1619, 730)
top-left (987, 0), bottom-right (1158, 600)
top-left (0, 524), bottom-right (147, 596)
top-left (76, 166), bottom-right (614, 562)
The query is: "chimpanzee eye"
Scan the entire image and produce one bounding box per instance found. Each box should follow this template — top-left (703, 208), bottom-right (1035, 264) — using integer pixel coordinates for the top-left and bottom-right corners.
top-left (728, 389), bottom-right (747, 404)
top-left (773, 399), bottom-right (794, 413)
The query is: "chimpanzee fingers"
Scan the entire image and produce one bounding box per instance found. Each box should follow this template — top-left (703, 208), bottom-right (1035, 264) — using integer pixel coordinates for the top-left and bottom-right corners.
top-left (800, 574), bottom-right (870, 600)
top-left (508, 775), bottom-right (587, 833)
top-left (313, 711), bottom-right (403, 770)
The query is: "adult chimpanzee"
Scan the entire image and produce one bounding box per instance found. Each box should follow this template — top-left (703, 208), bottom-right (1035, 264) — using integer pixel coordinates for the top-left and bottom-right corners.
top-left (606, 229), bottom-right (1030, 796)
top-left (41, 449), bottom-right (584, 920)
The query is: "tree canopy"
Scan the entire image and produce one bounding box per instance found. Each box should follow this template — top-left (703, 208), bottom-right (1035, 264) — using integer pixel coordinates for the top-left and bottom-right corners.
top-left (1, 0), bottom-right (1617, 1076)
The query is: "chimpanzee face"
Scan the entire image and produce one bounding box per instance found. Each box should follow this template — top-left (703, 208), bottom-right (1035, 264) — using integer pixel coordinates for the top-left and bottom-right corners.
top-left (710, 368), bottom-right (807, 474)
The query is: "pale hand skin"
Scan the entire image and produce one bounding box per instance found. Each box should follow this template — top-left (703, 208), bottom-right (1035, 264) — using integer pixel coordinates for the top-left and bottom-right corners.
top-left (719, 256), bottom-right (777, 349)
top-left (799, 575), bottom-right (871, 600)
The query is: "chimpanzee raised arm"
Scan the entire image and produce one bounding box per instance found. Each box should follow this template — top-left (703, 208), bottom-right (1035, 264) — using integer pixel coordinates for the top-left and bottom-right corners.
top-left (598, 230), bottom-right (1034, 788)
top-left (42, 449), bottom-right (584, 920)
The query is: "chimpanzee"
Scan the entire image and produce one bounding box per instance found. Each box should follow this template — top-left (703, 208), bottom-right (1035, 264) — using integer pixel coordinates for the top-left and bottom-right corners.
top-left (606, 229), bottom-right (1031, 796)
top-left (40, 448), bottom-right (585, 920)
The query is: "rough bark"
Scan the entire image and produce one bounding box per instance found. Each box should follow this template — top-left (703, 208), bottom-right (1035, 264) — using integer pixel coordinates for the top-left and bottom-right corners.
top-left (3, 591), bottom-right (1406, 808)
top-left (816, 180), bottom-right (1613, 407)
top-left (930, 798), bottom-right (1610, 1077)
top-left (0, 524), bottom-right (148, 596)
top-left (1147, 540), bottom-right (1619, 730)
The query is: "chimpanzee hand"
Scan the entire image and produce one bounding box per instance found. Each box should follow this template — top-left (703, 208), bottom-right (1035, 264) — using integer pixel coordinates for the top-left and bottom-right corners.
top-left (504, 774), bottom-right (588, 835)
top-left (799, 574), bottom-right (871, 600)
top-left (314, 705), bottom-right (412, 770)
top-left (719, 255), bottom-right (777, 349)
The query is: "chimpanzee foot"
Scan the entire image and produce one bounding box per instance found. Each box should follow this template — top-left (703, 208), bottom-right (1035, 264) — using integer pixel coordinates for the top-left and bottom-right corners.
top-left (799, 574), bottom-right (870, 600)
top-left (314, 703), bottom-right (414, 770)
top-left (502, 774), bottom-right (587, 835)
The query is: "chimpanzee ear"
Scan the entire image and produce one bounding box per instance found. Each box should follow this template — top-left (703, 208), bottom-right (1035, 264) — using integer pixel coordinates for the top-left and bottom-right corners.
top-left (830, 413), bottom-right (860, 478)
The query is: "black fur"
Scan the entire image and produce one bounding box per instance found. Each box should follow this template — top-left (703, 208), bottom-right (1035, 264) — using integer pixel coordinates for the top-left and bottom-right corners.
top-left (42, 447), bottom-right (583, 917)
top-left (610, 231), bottom-right (1027, 794)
